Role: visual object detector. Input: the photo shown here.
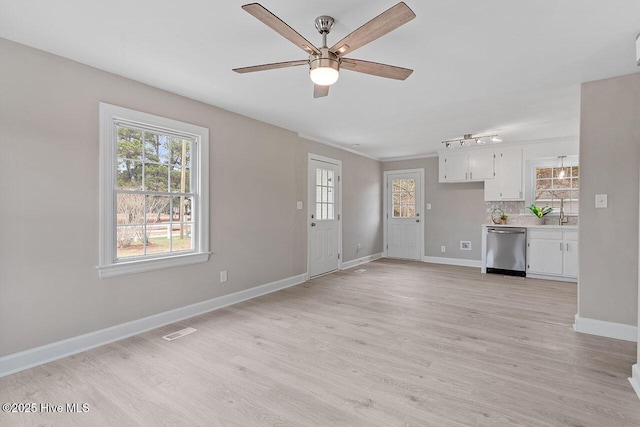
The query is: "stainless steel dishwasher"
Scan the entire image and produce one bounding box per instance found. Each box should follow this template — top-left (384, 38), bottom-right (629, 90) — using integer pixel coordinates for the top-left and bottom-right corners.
top-left (486, 227), bottom-right (527, 277)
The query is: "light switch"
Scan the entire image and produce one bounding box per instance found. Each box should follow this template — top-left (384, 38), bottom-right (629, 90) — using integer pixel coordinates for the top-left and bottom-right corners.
top-left (297, 201), bottom-right (303, 210)
top-left (595, 194), bottom-right (608, 209)
top-left (426, 203), bottom-right (432, 210)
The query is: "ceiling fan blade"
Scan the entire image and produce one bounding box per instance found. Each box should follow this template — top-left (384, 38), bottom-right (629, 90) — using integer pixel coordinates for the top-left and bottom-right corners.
top-left (330, 2), bottom-right (415, 57)
top-left (233, 60), bottom-right (308, 74)
top-left (314, 84), bottom-right (329, 98)
top-left (242, 3), bottom-right (320, 55)
top-left (341, 58), bottom-right (413, 80)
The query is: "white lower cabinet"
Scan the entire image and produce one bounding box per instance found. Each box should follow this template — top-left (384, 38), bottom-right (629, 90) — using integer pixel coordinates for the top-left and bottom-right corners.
top-left (527, 229), bottom-right (578, 279)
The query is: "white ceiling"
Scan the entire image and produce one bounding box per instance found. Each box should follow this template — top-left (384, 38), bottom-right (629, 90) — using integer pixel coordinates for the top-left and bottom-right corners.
top-left (1, 1), bottom-right (639, 160)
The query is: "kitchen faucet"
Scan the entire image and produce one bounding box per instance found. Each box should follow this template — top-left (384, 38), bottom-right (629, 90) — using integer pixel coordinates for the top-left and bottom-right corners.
top-left (559, 198), bottom-right (569, 225)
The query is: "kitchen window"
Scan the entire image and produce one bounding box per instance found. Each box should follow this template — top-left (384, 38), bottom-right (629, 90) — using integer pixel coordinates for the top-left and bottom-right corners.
top-left (98, 103), bottom-right (210, 278)
top-left (528, 156), bottom-right (579, 214)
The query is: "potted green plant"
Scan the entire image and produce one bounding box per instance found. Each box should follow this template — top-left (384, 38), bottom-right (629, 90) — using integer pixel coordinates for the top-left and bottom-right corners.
top-left (500, 213), bottom-right (508, 225)
top-left (528, 204), bottom-right (553, 224)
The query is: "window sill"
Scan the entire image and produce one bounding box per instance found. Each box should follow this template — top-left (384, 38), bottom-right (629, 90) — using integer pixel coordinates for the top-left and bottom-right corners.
top-left (98, 252), bottom-right (211, 279)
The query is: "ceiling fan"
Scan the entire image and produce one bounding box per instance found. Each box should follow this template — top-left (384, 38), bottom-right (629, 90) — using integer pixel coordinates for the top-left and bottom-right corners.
top-left (233, 2), bottom-right (416, 98)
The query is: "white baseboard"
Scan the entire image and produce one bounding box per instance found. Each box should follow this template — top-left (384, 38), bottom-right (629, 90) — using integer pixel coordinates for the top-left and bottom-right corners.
top-left (629, 364), bottom-right (640, 401)
top-left (0, 272), bottom-right (309, 378)
top-left (422, 256), bottom-right (482, 269)
top-left (573, 314), bottom-right (637, 342)
top-left (341, 253), bottom-right (383, 270)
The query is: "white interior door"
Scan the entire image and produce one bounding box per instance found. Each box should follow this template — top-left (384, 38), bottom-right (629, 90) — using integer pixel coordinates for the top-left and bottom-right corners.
top-left (386, 171), bottom-right (422, 260)
top-left (309, 158), bottom-right (340, 277)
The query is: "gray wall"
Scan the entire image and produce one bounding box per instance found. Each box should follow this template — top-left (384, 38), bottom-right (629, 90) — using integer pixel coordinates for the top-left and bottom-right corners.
top-left (579, 72), bottom-right (640, 326)
top-left (0, 38), bottom-right (382, 357)
top-left (383, 157), bottom-right (486, 261)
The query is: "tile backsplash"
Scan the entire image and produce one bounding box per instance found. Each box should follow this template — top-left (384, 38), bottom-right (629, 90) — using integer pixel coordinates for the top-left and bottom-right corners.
top-left (486, 201), bottom-right (578, 226)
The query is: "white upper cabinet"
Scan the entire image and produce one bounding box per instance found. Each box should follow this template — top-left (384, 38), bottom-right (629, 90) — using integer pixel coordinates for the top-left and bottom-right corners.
top-left (484, 147), bottom-right (523, 201)
top-left (439, 150), bottom-right (495, 183)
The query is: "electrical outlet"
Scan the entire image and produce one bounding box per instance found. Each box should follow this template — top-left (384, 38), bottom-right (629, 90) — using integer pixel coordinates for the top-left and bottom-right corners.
top-left (460, 241), bottom-right (471, 250)
top-left (426, 203), bottom-right (432, 210)
top-left (220, 270), bottom-right (228, 283)
top-left (296, 201), bottom-right (303, 210)
top-left (441, 246), bottom-right (446, 253)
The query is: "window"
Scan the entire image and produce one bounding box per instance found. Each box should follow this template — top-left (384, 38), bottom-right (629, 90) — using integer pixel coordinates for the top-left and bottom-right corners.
top-left (528, 156), bottom-right (579, 214)
top-left (315, 168), bottom-right (335, 220)
top-left (392, 178), bottom-right (416, 218)
top-left (99, 103), bottom-right (209, 278)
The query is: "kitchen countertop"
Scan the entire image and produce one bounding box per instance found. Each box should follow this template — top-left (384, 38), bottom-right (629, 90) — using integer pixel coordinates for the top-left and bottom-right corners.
top-left (483, 224), bottom-right (578, 230)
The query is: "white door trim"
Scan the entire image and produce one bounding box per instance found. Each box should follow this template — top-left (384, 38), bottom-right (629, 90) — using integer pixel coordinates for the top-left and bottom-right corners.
top-left (383, 168), bottom-right (425, 259)
top-left (308, 154), bottom-right (342, 276)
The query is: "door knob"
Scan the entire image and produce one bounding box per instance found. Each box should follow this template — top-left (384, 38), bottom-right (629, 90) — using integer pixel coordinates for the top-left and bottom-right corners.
top-left (311, 222), bottom-right (316, 227)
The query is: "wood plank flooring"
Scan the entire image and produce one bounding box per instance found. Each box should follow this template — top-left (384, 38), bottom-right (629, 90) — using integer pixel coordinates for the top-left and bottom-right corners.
top-left (1, 259), bottom-right (639, 426)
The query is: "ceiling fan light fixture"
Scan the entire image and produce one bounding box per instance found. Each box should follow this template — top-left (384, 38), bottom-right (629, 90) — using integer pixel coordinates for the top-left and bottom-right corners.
top-left (309, 50), bottom-right (340, 86)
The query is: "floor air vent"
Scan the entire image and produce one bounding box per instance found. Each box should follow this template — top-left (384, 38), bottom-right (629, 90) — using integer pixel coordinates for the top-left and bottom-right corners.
top-left (162, 327), bottom-right (197, 341)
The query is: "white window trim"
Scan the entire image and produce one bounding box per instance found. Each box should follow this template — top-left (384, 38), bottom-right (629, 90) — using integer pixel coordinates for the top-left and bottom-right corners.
top-left (98, 103), bottom-right (210, 278)
top-left (525, 155), bottom-right (579, 216)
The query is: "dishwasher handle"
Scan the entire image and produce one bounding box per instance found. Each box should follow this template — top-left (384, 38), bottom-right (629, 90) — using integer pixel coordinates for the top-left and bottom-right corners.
top-left (487, 229), bottom-right (526, 234)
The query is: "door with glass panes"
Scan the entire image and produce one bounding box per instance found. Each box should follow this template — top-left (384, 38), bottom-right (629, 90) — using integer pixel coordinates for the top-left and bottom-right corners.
top-left (308, 158), bottom-right (340, 277)
top-left (387, 172), bottom-right (421, 260)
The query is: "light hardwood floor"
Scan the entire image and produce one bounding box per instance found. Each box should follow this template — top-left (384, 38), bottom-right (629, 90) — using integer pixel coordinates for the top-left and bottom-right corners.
top-left (1, 259), bottom-right (640, 426)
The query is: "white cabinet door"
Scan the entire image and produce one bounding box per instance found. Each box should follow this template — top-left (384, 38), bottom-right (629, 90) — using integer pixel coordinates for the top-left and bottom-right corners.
top-left (484, 148), bottom-right (522, 201)
top-left (563, 239), bottom-right (579, 278)
top-left (468, 151), bottom-right (494, 181)
top-left (500, 148), bottom-right (523, 199)
top-left (528, 238), bottom-right (563, 275)
top-left (440, 152), bottom-right (467, 182)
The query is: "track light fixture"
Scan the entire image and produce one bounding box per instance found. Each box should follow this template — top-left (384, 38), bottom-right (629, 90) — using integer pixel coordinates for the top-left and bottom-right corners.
top-left (441, 133), bottom-right (502, 149)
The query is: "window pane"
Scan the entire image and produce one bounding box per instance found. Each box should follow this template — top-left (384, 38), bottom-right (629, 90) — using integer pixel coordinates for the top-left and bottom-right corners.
top-left (145, 224), bottom-right (170, 255)
top-left (171, 139), bottom-right (191, 169)
top-left (144, 132), bottom-right (171, 164)
top-left (572, 166), bottom-right (579, 177)
top-left (316, 203), bottom-right (322, 220)
top-left (145, 195), bottom-right (171, 224)
top-left (327, 170), bottom-right (334, 187)
top-left (536, 168), bottom-right (552, 179)
top-left (393, 206), bottom-right (400, 218)
top-left (407, 205), bottom-right (416, 217)
top-left (328, 204), bottom-right (334, 220)
top-left (392, 192), bottom-right (400, 206)
top-left (536, 190), bottom-right (553, 201)
top-left (554, 190), bottom-right (571, 199)
top-left (117, 193), bottom-right (144, 225)
top-left (316, 186), bottom-right (322, 203)
top-left (116, 225), bottom-right (145, 258)
top-left (117, 126), bottom-right (143, 161)
top-left (536, 179), bottom-right (552, 190)
top-left (172, 223), bottom-right (193, 252)
top-left (322, 187), bottom-right (328, 203)
top-left (322, 169), bottom-right (328, 186)
top-left (401, 206), bottom-right (408, 217)
top-left (171, 195), bottom-right (192, 222)
top-left (117, 160), bottom-right (143, 190)
top-left (327, 187), bottom-right (334, 203)
top-left (322, 203), bottom-right (328, 219)
top-left (316, 169), bottom-right (322, 186)
top-left (555, 178), bottom-right (570, 189)
top-left (554, 167), bottom-right (570, 179)
top-left (407, 179), bottom-right (415, 192)
top-left (144, 164), bottom-right (169, 192)
top-left (170, 166), bottom-right (190, 193)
